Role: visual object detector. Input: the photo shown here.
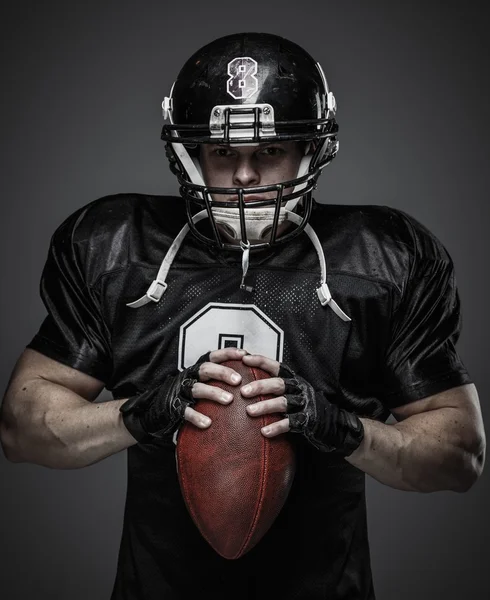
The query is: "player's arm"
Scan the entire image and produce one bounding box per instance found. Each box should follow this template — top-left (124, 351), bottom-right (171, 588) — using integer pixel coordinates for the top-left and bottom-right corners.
top-left (240, 354), bottom-right (485, 493)
top-left (0, 347), bottom-right (244, 470)
top-left (1, 206), bottom-right (245, 468)
top-left (0, 348), bottom-right (134, 469)
top-left (345, 383), bottom-right (485, 492)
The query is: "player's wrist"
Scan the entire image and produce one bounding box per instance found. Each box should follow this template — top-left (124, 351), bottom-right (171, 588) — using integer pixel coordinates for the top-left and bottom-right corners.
top-left (119, 376), bottom-right (187, 443)
top-left (119, 352), bottom-right (211, 444)
top-left (119, 385), bottom-right (164, 443)
top-left (279, 363), bottom-right (364, 456)
top-left (309, 399), bottom-right (364, 456)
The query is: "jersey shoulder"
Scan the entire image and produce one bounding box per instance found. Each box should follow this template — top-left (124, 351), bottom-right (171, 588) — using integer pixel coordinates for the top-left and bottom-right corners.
top-left (314, 202), bottom-right (451, 258)
top-left (49, 193), bottom-right (185, 286)
top-left (312, 202), bottom-right (453, 292)
top-left (367, 204), bottom-right (451, 261)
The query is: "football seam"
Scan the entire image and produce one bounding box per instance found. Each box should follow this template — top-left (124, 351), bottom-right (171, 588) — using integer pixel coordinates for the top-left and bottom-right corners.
top-left (236, 365), bottom-right (270, 558)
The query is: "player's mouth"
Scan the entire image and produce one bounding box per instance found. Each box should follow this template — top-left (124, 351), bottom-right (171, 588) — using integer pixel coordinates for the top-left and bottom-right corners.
top-left (218, 194), bottom-right (273, 204)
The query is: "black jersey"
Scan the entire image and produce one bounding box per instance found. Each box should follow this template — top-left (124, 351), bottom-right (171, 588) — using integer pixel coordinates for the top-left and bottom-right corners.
top-left (27, 194), bottom-right (471, 600)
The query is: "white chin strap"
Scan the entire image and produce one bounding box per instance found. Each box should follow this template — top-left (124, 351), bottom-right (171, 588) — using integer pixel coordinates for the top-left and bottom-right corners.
top-left (212, 206), bottom-right (288, 242)
top-left (285, 153), bottom-right (312, 212)
top-left (126, 209), bottom-right (351, 323)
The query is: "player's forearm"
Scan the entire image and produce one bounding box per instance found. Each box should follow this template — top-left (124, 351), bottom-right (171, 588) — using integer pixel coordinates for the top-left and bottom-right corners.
top-left (346, 409), bottom-right (484, 493)
top-left (1, 379), bottom-right (137, 469)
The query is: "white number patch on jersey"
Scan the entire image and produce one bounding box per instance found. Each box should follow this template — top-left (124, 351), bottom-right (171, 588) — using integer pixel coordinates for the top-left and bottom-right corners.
top-left (227, 57), bottom-right (258, 100)
top-left (178, 303), bottom-right (284, 370)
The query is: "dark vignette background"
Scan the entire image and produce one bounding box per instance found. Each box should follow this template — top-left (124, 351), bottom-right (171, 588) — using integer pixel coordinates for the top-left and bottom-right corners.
top-left (0, 1), bottom-right (488, 598)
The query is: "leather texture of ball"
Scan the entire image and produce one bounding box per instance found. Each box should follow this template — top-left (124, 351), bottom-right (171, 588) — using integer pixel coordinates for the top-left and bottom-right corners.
top-left (176, 359), bottom-right (296, 560)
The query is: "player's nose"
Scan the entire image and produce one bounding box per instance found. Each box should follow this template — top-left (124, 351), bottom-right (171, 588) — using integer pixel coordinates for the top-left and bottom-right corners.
top-left (233, 157), bottom-right (260, 187)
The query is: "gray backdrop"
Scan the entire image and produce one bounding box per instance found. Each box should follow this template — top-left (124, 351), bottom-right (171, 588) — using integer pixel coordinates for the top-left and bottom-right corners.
top-left (1, 1), bottom-right (488, 598)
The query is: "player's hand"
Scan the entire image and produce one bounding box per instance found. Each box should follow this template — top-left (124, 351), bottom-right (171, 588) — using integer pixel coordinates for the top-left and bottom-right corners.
top-left (119, 347), bottom-right (245, 443)
top-left (241, 353), bottom-right (364, 456)
top-left (183, 347), bottom-right (246, 428)
top-left (240, 354), bottom-right (290, 438)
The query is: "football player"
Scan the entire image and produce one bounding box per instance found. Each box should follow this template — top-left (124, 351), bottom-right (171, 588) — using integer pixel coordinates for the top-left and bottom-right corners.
top-left (0, 33), bottom-right (485, 599)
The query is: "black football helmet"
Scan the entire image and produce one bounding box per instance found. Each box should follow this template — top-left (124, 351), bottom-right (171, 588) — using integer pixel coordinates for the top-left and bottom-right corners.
top-left (161, 32), bottom-right (339, 250)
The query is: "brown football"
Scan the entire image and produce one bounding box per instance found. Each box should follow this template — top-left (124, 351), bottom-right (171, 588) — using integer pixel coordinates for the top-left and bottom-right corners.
top-left (176, 359), bottom-right (296, 559)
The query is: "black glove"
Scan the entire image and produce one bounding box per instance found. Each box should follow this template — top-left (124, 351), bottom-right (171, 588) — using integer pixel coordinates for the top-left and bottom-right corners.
top-left (279, 363), bottom-right (364, 457)
top-left (119, 352), bottom-right (211, 443)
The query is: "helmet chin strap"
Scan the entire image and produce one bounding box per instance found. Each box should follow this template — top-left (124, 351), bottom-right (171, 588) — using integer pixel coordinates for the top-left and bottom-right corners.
top-left (171, 142), bottom-right (206, 196)
top-left (126, 208), bottom-right (351, 323)
top-left (284, 152), bottom-right (312, 213)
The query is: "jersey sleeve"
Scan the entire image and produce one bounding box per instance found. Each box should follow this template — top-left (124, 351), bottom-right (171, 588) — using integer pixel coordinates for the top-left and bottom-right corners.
top-left (381, 228), bottom-right (472, 408)
top-left (26, 210), bottom-right (112, 382)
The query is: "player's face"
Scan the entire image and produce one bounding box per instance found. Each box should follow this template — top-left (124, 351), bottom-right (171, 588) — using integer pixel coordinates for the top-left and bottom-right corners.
top-left (200, 141), bottom-right (304, 202)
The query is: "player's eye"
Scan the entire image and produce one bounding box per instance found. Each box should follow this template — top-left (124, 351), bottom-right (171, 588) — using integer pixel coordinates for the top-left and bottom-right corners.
top-left (258, 146), bottom-right (285, 157)
top-left (213, 147), bottom-right (234, 158)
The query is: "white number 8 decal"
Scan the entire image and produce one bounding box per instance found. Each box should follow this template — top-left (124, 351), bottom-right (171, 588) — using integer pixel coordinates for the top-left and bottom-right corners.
top-left (227, 57), bottom-right (258, 99)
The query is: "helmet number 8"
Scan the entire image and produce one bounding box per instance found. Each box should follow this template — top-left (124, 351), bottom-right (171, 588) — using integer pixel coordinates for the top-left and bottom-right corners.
top-left (227, 57), bottom-right (258, 100)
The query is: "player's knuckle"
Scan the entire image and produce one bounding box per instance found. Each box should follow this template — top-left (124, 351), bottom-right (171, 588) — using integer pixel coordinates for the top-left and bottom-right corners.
top-left (202, 382), bottom-right (217, 398)
top-left (266, 399), bottom-right (276, 411)
top-left (269, 423), bottom-right (280, 436)
top-left (265, 383), bottom-right (277, 396)
top-left (254, 400), bottom-right (266, 413)
top-left (197, 363), bottom-right (206, 377)
top-left (268, 424), bottom-right (279, 437)
top-left (208, 351), bottom-right (219, 363)
top-left (249, 400), bottom-right (261, 412)
top-left (189, 410), bottom-right (207, 428)
top-left (184, 407), bottom-right (197, 422)
top-left (271, 398), bottom-right (281, 411)
top-left (199, 362), bottom-right (213, 378)
top-left (191, 382), bottom-right (202, 396)
top-left (249, 381), bottom-right (260, 394)
top-left (273, 378), bottom-right (284, 393)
